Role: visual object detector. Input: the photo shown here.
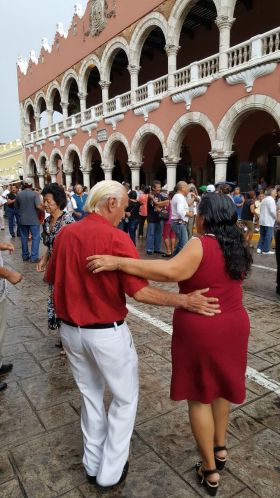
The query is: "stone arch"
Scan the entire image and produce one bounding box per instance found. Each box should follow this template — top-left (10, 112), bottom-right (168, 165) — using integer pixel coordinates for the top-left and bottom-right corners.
top-left (23, 98), bottom-right (35, 115)
top-left (215, 95), bottom-right (280, 152)
top-left (34, 91), bottom-right (47, 115)
top-left (129, 12), bottom-right (168, 67)
top-left (61, 68), bottom-right (80, 103)
top-left (26, 155), bottom-right (37, 176)
top-left (37, 151), bottom-right (49, 175)
top-left (168, 0), bottom-right (220, 47)
top-left (63, 143), bottom-right (81, 173)
top-left (81, 139), bottom-right (103, 170)
top-left (46, 81), bottom-right (61, 107)
top-left (49, 148), bottom-right (64, 174)
top-left (79, 54), bottom-right (101, 94)
top-left (103, 132), bottom-right (131, 168)
top-left (130, 124), bottom-right (167, 164)
top-left (167, 112), bottom-right (216, 159)
top-left (101, 37), bottom-right (130, 82)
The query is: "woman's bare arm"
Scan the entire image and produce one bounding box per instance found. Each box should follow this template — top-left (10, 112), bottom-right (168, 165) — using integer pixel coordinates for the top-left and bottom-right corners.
top-left (86, 238), bottom-right (203, 283)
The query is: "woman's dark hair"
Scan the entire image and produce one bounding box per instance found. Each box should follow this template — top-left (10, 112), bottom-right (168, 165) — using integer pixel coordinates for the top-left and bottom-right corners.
top-left (41, 183), bottom-right (67, 210)
top-left (198, 193), bottom-right (252, 280)
top-left (128, 190), bottom-right (137, 200)
top-left (144, 186), bottom-right (150, 194)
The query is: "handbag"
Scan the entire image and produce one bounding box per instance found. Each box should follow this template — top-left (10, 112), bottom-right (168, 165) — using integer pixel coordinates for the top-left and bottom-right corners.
top-left (158, 208), bottom-right (169, 220)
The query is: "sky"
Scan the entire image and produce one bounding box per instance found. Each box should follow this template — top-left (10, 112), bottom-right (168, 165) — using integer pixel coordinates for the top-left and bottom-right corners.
top-left (0, 0), bottom-right (88, 143)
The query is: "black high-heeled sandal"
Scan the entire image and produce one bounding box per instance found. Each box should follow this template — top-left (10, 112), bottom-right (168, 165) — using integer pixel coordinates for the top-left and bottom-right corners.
top-left (195, 462), bottom-right (219, 496)
top-left (214, 446), bottom-right (227, 471)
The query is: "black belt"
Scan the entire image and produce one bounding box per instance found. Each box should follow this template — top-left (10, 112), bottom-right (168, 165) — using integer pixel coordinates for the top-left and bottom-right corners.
top-left (61, 319), bottom-right (124, 329)
top-left (172, 220), bottom-right (187, 224)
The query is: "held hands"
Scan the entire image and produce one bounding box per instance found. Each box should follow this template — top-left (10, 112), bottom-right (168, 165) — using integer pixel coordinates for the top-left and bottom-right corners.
top-left (0, 242), bottom-right (15, 254)
top-left (86, 255), bottom-right (119, 273)
top-left (180, 288), bottom-right (221, 317)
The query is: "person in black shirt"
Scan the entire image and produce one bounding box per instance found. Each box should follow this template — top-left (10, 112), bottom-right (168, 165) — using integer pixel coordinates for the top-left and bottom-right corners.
top-left (125, 191), bottom-right (141, 245)
top-left (240, 191), bottom-right (256, 247)
top-left (6, 185), bottom-right (20, 237)
top-left (146, 180), bottom-right (169, 255)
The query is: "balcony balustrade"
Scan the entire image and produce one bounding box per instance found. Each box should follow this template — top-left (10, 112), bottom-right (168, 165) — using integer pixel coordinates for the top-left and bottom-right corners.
top-left (24, 26), bottom-right (280, 147)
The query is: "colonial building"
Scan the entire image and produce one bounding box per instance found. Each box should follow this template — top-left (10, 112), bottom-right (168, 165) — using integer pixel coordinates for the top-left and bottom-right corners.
top-left (0, 140), bottom-right (24, 185)
top-left (17, 0), bottom-right (280, 190)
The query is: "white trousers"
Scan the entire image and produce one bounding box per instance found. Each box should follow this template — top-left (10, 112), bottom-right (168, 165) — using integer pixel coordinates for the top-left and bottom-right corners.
top-left (0, 298), bottom-right (7, 368)
top-left (60, 321), bottom-right (139, 487)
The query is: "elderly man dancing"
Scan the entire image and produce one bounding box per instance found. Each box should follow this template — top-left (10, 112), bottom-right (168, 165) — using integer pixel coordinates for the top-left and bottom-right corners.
top-left (45, 180), bottom-right (220, 490)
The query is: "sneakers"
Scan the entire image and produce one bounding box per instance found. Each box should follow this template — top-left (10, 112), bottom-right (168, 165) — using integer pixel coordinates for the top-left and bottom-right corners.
top-left (262, 251), bottom-right (275, 255)
top-left (256, 248), bottom-right (262, 254)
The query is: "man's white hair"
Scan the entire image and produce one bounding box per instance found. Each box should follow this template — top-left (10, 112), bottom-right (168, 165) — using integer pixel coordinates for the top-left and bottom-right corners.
top-left (84, 180), bottom-right (126, 213)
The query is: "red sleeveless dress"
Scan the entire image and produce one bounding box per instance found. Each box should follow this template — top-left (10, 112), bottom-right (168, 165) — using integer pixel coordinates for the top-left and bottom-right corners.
top-left (171, 235), bottom-right (250, 404)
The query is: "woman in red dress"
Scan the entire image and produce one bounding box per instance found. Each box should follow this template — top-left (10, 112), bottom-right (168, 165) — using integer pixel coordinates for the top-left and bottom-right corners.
top-left (87, 193), bottom-right (252, 496)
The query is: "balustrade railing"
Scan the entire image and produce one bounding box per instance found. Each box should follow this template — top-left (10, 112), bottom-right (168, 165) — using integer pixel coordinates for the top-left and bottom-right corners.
top-left (153, 75), bottom-right (168, 95)
top-left (174, 67), bottom-right (191, 88)
top-left (74, 113), bottom-right (82, 126)
top-left (198, 54), bottom-right (219, 78)
top-left (136, 84), bottom-right (148, 102)
top-left (95, 103), bottom-right (103, 118)
top-left (120, 91), bottom-right (131, 108)
top-left (228, 42), bottom-right (251, 68)
top-left (107, 98), bottom-right (117, 114)
top-left (262, 27), bottom-right (280, 55)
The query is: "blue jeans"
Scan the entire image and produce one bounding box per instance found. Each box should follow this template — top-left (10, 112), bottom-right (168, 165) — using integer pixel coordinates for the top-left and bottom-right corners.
top-left (128, 219), bottom-right (139, 246)
top-left (20, 225), bottom-right (41, 261)
top-left (146, 222), bottom-right (163, 253)
top-left (7, 207), bottom-right (20, 236)
top-left (172, 222), bottom-right (188, 256)
top-left (257, 225), bottom-right (273, 253)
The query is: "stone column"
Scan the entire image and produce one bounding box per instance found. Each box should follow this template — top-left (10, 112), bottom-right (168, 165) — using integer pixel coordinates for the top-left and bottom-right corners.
top-left (38, 174), bottom-right (45, 189)
top-left (102, 165), bottom-right (112, 181)
top-left (61, 102), bottom-right (69, 127)
top-left (51, 173), bottom-right (57, 183)
top-left (47, 109), bottom-right (53, 129)
top-left (65, 172), bottom-right (72, 188)
top-left (164, 161), bottom-right (178, 192)
top-left (82, 170), bottom-right (91, 189)
top-left (34, 112), bottom-right (40, 131)
top-left (128, 65), bottom-right (140, 105)
top-left (28, 175), bottom-right (35, 188)
top-left (210, 152), bottom-right (233, 183)
top-left (128, 162), bottom-right (141, 189)
top-left (165, 44), bottom-right (180, 91)
top-left (78, 92), bottom-right (87, 122)
top-left (99, 81), bottom-right (110, 115)
top-left (215, 16), bottom-right (235, 72)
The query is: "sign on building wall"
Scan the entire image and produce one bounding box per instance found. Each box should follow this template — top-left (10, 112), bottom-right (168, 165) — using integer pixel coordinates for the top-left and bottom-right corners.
top-left (97, 129), bottom-right (108, 142)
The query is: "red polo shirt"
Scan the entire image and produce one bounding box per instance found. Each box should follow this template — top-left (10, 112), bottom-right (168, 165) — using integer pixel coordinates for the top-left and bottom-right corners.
top-left (45, 213), bottom-right (148, 325)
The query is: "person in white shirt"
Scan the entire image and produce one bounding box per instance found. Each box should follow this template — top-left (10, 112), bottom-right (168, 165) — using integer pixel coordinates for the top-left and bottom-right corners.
top-left (171, 181), bottom-right (193, 255)
top-left (257, 188), bottom-right (277, 255)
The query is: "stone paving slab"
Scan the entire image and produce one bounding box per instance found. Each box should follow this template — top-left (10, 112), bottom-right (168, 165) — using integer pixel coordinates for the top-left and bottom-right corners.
top-left (0, 231), bottom-right (280, 497)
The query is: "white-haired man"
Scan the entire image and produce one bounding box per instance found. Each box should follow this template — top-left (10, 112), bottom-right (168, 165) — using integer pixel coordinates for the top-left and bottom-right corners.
top-left (45, 180), bottom-right (220, 490)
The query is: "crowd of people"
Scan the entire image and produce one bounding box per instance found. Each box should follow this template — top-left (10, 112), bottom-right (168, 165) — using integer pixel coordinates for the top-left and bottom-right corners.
top-left (0, 176), bottom-right (279, 495)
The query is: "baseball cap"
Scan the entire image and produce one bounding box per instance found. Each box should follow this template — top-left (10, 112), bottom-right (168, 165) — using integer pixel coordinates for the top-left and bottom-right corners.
top-left (206, 184), bottom-right (215, 193)
top-left (24, 177), bottom-right (33, 185)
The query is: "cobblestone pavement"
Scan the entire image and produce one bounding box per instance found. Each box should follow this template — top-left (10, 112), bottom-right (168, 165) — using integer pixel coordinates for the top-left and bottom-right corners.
top-left (0, 228), bottom-right (280, 498)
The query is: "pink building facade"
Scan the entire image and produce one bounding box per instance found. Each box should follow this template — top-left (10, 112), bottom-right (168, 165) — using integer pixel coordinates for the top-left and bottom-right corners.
top-left (17, 0), bottom-right (280, 190)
